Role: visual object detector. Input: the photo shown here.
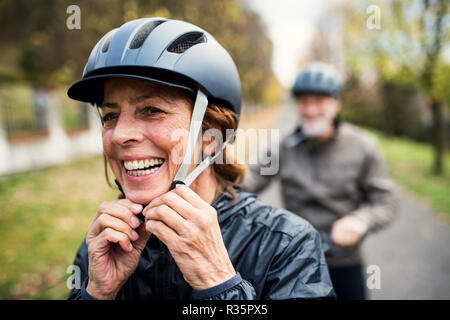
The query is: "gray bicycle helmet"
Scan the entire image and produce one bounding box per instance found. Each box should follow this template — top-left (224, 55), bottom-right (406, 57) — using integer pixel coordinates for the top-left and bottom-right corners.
top-left (68, 17), bottom-right (241, 115)
top-left (292, 61), bottom-right (342, 98)
top-left (67, 17), bottom-right (241, 192)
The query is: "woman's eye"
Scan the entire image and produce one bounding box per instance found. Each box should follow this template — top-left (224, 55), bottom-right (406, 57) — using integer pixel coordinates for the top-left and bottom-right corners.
top-left (102, 112), bottom-right (118, 123)
top-left (142, 106), bottom-right (164, 116)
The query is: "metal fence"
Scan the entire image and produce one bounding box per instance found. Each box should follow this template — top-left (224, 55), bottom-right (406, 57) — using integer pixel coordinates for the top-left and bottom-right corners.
top-left (0, 86), bottom-right (90, 139)
top-left (0, 86), bottom-right (103, 175)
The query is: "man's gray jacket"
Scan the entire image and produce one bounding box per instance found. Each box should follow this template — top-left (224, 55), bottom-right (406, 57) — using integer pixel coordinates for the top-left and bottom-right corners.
top-left (242, 121), bottom-right (396, 267)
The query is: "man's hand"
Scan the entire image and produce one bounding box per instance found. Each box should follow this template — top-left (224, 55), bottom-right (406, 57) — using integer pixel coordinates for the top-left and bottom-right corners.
top-left (143, 185), bottom-right (236, 290)
top-left (331, 215), bottom-right (368, 248)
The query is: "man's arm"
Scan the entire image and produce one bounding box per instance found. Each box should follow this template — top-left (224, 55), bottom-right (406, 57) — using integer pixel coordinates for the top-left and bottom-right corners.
top-left (240, 146), bottom-right (279, 194)
top-left (351, 139), bottom-right (397, 233)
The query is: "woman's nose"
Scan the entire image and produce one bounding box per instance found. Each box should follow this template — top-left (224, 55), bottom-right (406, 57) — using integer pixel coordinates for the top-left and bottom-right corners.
top-left (111, 113), bottom-right (144, 145)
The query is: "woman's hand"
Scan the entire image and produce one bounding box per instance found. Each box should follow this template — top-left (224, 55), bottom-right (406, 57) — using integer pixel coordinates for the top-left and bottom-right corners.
top-left (143, 185), bottom-right (236, 290)
top-left (331, 215), bottom-right (368, 248)
top-left (85, 199), bottom-right (151, 299)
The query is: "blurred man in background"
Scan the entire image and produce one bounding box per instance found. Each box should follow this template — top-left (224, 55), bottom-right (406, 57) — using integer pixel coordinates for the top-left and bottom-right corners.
top-left (241, 62), bottom-right (396, 300)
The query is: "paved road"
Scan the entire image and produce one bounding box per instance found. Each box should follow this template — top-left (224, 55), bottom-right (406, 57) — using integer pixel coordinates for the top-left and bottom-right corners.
top-left (255, 104), bottom-right (450, 299)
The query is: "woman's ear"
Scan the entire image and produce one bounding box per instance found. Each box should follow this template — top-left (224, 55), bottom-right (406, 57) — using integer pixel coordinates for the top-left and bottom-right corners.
top-left (202, 128), bottom-right (222, 156)
top-left (202, 136), bottom-right (217, 156)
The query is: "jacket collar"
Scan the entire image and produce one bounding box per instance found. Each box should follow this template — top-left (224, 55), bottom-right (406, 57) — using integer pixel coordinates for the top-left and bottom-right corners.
top-left (213, 188), bottom-right (258, 224)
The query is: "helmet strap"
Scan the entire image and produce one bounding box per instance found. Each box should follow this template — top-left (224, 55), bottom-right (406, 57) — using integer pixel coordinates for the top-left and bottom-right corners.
top-left (171, 90), bottom-right (233, 190)
top-left (93, 103), bottom-right (104, 126)
top-left (171, 90), bottom-right (208, 187)
top-left (182, 137), bottom-right (232, 187)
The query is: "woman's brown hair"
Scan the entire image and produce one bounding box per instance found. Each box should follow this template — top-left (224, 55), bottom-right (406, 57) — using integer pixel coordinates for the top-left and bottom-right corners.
top-left (201, 104), bottom-right (246, 199)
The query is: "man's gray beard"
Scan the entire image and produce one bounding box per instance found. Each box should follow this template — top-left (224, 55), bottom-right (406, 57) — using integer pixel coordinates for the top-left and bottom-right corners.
top-left (301, 117), bottom-right (333, 138)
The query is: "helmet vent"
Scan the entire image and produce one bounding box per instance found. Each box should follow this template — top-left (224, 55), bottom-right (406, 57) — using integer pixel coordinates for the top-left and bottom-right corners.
top-left (167, 32), bottom-right (206, 54)
top-left (101, 30), bottom-right (117, 53)
top-left (129, 20), bottom-right (166, 49)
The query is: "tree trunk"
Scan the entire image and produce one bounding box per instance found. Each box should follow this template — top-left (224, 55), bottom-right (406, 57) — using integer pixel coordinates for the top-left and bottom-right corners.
top-left (430, 99), bottom-right (444, 175)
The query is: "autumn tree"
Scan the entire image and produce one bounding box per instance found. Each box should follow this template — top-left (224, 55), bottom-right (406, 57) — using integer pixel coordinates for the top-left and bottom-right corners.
top-left (0, 0), bottom-right (281, 105)
top-left (336, 0), bottom-right (449, 174)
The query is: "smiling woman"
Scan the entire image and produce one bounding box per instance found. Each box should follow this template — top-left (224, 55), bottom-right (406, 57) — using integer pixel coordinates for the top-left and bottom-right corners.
top-left (66, 17), bottom-right (335, 300)
top-left (99, 79), bottom-right (245, 203)
top-left (100, 78), bottom-right (195, 204)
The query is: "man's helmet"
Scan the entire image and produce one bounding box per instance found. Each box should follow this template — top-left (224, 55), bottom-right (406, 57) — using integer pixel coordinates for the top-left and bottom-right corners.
top-left (292, 62), bottom-right (342, 98)
top-left (68, 17), bottom-right (241, 192)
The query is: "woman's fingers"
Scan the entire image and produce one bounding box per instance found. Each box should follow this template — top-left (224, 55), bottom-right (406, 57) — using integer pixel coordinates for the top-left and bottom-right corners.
top-left (86, 199), bottom-right (145, 251)
top-left (146, 185), bottom-right (210, 223)
top-left (89, 213), bottom-right (139, 242)
top-left (115, 199), bottom-right (143, 215)
top-left (147, 191), bottom-right (196, 220)
top-left (132, 222), bottom-right (152, 252)
top-left (172, 185), bottom-right (205, 209)
top-left (144, 185), bottom-right (219, 240)
top-left (95, 200), bottom-right (143, 231)
top-left (95, 227), bottom-right (134, 252)
top-left (144, 204), bottom-right (187, 236)
top-left (145, 219), bottom-right (178, 247)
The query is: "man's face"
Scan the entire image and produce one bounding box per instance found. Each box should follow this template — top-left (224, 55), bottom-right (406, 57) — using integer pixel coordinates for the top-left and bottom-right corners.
top-left (295, 93), bottom-right (340, 137)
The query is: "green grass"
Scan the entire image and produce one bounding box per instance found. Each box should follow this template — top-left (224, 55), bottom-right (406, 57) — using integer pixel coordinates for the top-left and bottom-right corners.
top-left (369, 129), bottom-right (450, 218)
top-left (0, 131), bottom-right (448, 299)
top-left (0, 156), bottom-right (118, 299)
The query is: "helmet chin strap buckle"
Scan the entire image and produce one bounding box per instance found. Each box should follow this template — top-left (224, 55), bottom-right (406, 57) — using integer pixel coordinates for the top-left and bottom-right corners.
top-left (169, 180), bottom-right (186, 190)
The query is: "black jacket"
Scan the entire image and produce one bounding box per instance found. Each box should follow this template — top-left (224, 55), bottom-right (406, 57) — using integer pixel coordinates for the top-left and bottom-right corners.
top-left (69, 190), bottom-right (335, 300)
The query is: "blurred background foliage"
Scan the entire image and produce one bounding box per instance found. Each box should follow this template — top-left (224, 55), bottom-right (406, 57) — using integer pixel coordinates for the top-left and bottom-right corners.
top-left (336, 0), bottom-right (449, 174)
top-left (0, 0), bottom-right (281, 105)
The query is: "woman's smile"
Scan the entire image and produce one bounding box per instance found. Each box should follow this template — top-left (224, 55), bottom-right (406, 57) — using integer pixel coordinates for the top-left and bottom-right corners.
top-left (122, 156), bottom-right (166, 183)
top-left (123, 157), bottom-right (165, 177)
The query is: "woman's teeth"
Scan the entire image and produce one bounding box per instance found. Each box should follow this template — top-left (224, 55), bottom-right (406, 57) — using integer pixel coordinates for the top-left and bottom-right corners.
top-left (124, 158), bottom-right (164, 176)
top-left (127, 167), bottom-right (159, 176)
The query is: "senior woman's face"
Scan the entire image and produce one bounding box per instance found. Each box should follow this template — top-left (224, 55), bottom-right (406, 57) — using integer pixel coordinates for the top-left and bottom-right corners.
top-left (101, 78), bottom-right (193, 204)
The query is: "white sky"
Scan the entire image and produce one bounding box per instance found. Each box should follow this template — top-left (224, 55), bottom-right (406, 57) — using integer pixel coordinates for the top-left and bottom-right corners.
top-left (243, 0), bottom-right (340, 88)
